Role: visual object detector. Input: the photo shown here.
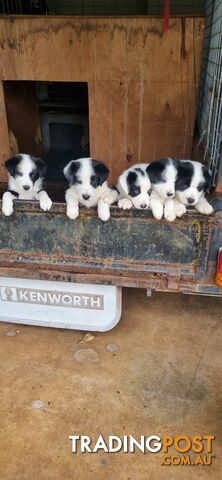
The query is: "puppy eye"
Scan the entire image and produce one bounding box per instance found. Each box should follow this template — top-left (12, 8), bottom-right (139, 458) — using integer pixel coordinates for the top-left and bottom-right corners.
top-left (148, 188), bottom-right (152, 195)
top-left (129, 186), bottom-right (140, 197)
top-left (197, 184), bottom-right (204, 192)
top-left (30, 170), bottom-right (39, 182)
top-left (16, 172), bottom-right (23, 177)
top-left (75, 179), bottom-right (82, 184)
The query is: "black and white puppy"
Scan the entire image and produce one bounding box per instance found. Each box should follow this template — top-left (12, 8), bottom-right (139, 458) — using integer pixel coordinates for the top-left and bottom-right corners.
top-left (64, 157), bottom-right (117, 221)
top-left (2, 154), bottom-right (52, 217)
top-left (117, 164), bottom-right (151, 210)
top-left (174, 160), bottom-right (213, 216)
top-left (147, 158), bottom-right (179, 221)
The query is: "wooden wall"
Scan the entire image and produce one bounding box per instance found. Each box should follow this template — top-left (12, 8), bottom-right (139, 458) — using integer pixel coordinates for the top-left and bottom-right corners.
top-left (0, 16), bottom-right (204, 183)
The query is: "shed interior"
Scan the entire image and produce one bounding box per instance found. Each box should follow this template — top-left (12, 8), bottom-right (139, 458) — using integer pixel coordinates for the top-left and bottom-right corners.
top-left (4, 80), bottom-right (89, 185)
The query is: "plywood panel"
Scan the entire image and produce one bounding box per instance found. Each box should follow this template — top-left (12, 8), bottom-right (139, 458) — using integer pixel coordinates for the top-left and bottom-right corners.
top-left (89, 81), bottom-right (112, 170)
top-left (126, 81), bottom-right (142, 165)
top-left (110, 81), bottom-right (127, 181)
top-left (0, 16), bottom-right (204, 183)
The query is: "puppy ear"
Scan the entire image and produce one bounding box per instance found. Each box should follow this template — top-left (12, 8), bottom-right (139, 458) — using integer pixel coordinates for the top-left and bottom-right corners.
top-left (93, 161), bottom-right (109, 186)
top-left (34, 158), bottom-right (47, 178)
top-left (176, 161), bottom-right (191, 178)
top-left (203, 166), bottom-right (212, 193)
top-left (177, 161), bottom-right (192, 174)
top-left (5, 155), bottom-right (21, 177)
top-left (175, 161), bottom-right (193, 190)
top-left (63, 161), bottom-right (80, 185)
top-left (146, 161), bottom-right (165, 183)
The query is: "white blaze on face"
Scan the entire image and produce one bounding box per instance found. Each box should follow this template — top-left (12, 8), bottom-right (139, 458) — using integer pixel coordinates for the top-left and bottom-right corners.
top-left (76, 160), bottom-right (95, 202)
top-left (153, 161), bottom-right (177, 200)
top-left (72, 159), bottom-right (103, 206)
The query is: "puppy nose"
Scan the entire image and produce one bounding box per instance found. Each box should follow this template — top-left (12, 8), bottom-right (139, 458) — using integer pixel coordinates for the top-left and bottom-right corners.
top-left (140, 203), bottom-right (147, 209)
top-left (82, 194), bottom-right (90, 200)
top-left (23, 185), bottom-right (30, 191)
top-left (167, 192), bottom-right (173, 197)
top-left (187, 197), bottom-right (195, 204)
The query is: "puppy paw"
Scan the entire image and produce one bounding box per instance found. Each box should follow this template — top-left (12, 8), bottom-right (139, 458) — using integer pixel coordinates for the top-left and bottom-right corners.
top-left (151, 205), bottom-right (163, 220)
top-left (40, 193), bottom-right (52, 212)
top-left (164, 208), bottom-right (176, 222)
top-left (102, 189), bottom-right (118, 205)
top-left (197, 203), bottom-right (213, 215)
top-left (164, 200), bottom-right (176, 222)
top-left (175, 203), bottom-right (186, 217)
top-left (66, 204), bottom-right (79, 219)
top-left (2, 198), bottom-right (13, 217)
top-left (98, 203), bottom-right (110, 221)
top-left (118, 198), bottom-right (132, 210)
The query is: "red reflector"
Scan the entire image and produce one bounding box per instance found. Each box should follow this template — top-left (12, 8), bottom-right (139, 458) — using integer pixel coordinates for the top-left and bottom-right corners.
top-left (164, 0), bottom-right (171, 32)
top-left (215, 248), bottom-right (222, 287)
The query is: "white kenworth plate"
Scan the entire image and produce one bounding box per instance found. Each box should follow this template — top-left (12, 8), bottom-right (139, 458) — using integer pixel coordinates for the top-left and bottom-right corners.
top-left (0, 277), bottom-right (122, 331)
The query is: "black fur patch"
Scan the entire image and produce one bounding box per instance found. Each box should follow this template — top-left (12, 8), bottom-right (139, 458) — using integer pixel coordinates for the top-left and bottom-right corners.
top-left (126, 171), bottom-right (141, 197)
top-left (91, 159), bottom-right (109, 187)
top-left (202, 167), bottom-right (212, 193)
top-left (64, 161), bottom-right (81, 185)
top-left (30, 169), bottom-right (40, 183)
top-left (33, 157), bottom-right (47, 179)
top-left (147, 158), bottom-right (178, 184)
top-left (147, 158), bottom-right (168, 184)
top-left (5, 155), bottom-right (23, 177)
top-left (175, 161), bottom-right (194, 192)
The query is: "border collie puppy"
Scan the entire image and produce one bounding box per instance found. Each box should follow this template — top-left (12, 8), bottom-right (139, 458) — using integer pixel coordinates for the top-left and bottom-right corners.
top-left (117, 164), bottom-right (151, 210)
top-left (147, 158), bottom-right (179, 221)
top-left (2, 154), bottom-right (52, 217)
top-left (174, 160), bottom-right (213, 216)
top-left (64, 157), bottom-right (117, 221)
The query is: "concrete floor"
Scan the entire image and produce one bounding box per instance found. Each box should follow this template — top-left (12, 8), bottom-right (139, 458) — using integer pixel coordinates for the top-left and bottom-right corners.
top-left (0, 288), bottom-right (222, 479)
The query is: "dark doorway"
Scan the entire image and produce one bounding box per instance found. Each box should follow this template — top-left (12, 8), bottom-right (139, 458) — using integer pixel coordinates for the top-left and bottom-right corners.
top-left (3, 80), bottom-right (89, 186)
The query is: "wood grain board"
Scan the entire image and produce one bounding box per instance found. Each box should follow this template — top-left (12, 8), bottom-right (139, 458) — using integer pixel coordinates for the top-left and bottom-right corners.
top-left (0, 16), bottom-right (204, 183)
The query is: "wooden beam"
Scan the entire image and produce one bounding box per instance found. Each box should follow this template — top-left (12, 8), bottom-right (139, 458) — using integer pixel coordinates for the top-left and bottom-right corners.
top-left (0, 81), bottom-right (10, 182)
